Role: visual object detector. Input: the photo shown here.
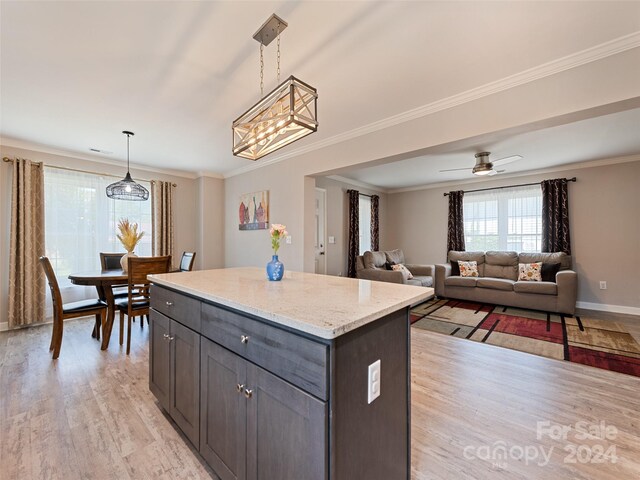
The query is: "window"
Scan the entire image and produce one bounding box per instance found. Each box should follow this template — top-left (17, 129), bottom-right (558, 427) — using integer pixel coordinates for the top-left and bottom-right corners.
top-left (463, 185), bottom-right (542, 252)
top-left (358, 195), bottom-right (371, 255)
top-left (44, 167), bottom-right (152, 286)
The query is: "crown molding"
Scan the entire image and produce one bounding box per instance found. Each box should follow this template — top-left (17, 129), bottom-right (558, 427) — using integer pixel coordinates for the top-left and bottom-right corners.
top-left (1, 136), bottom-right (199, 179)
top-left (224, 31), bottom-right (640, 180)
top-left (195, 171), bottom-right (225, 180)
top-left (324, 175), bottom-right (389, 194)
top-left (385, 154), bottom-right (640, 194)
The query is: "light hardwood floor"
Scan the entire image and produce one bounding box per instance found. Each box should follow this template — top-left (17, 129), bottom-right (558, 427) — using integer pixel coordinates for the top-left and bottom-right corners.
top-left (1, 317), bottom-right (639, 479)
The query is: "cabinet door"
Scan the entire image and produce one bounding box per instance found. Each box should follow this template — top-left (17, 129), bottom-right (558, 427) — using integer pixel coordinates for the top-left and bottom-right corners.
top-left (246, 364), bottom-right (327, 480)
top-left (170, 319), bottom-right (201, 449)
top-left (149, 310), bottom-right (171, 410)
top-left (200, 338), bottom-right (247, 480)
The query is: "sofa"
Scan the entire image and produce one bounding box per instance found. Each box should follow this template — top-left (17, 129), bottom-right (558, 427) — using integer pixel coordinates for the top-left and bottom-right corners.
top-left (356, 249), bottom-right (434, 287)
top-left (435, 251), bottom-right (577, 314)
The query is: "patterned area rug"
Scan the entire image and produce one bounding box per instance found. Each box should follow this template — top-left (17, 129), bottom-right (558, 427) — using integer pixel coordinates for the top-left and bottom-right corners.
top-left (411, 298), bottom-right (640, 377)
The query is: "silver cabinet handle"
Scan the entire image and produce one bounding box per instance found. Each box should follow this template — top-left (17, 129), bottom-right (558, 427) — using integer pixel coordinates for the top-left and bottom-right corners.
top-left (244, 389), bottom-right (253, 399)
top-left (240, 335), bottom-right (249, 344)
top-left (166, 301), bottom-right (174, 307)
top-left (236, 383), bottom-right (245, 393)
top-left (163, 333), bottom-right (170, 341)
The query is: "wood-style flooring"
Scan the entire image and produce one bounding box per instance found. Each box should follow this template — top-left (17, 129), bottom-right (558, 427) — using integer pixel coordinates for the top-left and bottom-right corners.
top-left (1, 315), bottom-right (639, 479)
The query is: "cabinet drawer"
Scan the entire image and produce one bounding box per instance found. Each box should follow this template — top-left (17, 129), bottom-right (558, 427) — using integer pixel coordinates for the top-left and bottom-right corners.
top-left (151, 285), bottom-right (201, 332)
top-left (201, 303), bottom-right (328, 400)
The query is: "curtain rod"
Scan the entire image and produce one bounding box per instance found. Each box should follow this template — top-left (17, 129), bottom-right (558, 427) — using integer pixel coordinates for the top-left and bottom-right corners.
top-left (347, 189), bottom-right (378, 199)
top-left (3, 157), bottom-right (177, 187)
top-left (443, 177), bottom-right (576, 196)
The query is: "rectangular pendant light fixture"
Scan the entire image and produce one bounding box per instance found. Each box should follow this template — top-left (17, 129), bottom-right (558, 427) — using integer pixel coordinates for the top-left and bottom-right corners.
top-left (232, 75), bottom-right (318, 160)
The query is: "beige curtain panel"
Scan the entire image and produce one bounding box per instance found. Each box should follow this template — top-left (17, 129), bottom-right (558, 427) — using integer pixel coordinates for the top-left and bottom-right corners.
top-left (8, 158), bottom-right (46, 328)
top-left (151, 180), bottom-right (175, 264)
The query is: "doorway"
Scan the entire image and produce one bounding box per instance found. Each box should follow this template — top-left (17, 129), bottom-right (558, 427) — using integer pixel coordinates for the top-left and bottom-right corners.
top-left (314, 188), bottom-right (327, 274)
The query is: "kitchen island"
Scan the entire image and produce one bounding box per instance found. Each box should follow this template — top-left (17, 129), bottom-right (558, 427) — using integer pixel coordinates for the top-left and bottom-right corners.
top-left (148, 267), bottom-right (433, 480)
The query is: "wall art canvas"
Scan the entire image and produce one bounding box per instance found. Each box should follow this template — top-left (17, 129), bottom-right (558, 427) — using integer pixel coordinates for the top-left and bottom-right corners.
top-left (239, 190), bottom-right (269, 230)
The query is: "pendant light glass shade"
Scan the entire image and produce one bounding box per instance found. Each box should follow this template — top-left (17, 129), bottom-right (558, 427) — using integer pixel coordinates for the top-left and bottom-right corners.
top-left (233, 76), bottom-right (318, 160)
top-left (106, 131), bottom-right (149, 201)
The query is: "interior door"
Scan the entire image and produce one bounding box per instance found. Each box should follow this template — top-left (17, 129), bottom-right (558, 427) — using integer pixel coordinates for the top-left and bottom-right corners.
top-left (314, 188), bottom-right (327, 274)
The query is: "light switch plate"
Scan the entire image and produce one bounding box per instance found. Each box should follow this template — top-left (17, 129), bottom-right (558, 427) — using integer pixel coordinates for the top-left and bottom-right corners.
top-left (285, 235), bottom-right (292, 244)
top-left (328, 236), bottom-right (335, 244)
top-left (367, 360), bottom-right (381, 404)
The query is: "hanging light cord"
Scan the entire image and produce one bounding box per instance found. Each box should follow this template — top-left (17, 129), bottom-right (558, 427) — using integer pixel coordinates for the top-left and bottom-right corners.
top-left (276, 22), bottom-right (281, 84)
top-left (126, 133), bottom-right (131, 172)
top-left (260, 43), bottom-right (264, 97)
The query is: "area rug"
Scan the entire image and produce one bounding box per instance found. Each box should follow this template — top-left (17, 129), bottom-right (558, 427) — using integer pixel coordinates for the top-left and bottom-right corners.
top-left (411, 298), bottom-right (640, 377)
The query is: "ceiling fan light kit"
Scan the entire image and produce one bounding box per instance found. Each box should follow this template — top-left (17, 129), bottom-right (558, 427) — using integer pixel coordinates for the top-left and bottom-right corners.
top-left (105, 131), bottom-right (150, 201)
top-left (472, 152), bottom-right (493, 176)
top-left (232, 14), bottom-right (318, 161)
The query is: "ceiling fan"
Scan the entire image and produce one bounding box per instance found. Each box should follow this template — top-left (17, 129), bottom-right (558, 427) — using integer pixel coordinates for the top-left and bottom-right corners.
top-left (440, 152), bottom-right (522, 176)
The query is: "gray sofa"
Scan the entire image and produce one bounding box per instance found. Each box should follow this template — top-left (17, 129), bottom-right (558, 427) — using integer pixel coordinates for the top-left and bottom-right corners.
top-left (356, 249), bottom-right (434, 287)
top-left (435, 251), bottom-right (577, 314)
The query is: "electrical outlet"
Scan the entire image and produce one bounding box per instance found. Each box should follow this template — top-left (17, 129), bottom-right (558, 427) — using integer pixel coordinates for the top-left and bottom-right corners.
top-left (599, 281), bottom-right (607, 290)
top-left (367, 360), bottom-right (381, 404)
top-left (285, 235), bottom-right (292, 244)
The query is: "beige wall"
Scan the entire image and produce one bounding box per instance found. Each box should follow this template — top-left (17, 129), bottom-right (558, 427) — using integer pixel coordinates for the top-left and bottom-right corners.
top-left (385, 159), bottom-right (640, 310)
top-left (224, 47), bottom-right (640, 277)
top-left (314, 176), bottom-right (389, 277)
top-left (0, 145), bottom-right (225, 329)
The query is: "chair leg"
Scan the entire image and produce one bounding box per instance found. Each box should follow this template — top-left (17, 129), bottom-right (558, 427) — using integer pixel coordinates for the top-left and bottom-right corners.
top-left (140, 315), bottom-right (144, 329)
top-left (95, 314), bottom-right (101, 341)
top-left (126, 315), bottom-right (132, 355)
top-left (49, 319), bottom-right (57, 352)
top-left (119, 311), bottom-right (125, 346)
top-left (52, 319), bottom-right (63, 359)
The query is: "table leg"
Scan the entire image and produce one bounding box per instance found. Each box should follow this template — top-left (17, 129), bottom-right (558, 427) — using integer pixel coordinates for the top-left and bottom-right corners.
top-left (98, 286), bottom-right (116, 350)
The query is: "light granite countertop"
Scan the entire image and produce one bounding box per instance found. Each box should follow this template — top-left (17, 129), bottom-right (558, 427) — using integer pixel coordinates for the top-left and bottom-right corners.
top-left (149, 267), bottom-right (433, 339)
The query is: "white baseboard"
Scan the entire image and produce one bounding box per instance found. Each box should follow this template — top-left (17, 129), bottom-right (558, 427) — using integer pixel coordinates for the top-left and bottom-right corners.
top-left (0, 322), bottom-right (7, 332)
top-left (576, 301), bottom-right (640, 316)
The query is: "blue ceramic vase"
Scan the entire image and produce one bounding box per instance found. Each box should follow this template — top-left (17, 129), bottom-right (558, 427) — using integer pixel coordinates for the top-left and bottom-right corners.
top-left (266, 254), bottom-right (284, 281)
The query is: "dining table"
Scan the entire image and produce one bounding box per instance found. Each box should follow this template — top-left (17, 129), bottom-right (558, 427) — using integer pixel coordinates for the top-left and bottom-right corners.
top-left (68, 269), bottom-right (128, 350)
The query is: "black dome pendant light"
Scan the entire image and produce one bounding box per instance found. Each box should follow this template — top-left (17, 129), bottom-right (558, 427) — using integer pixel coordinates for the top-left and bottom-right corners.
top-left (106, 131), bottom-right (149, 201)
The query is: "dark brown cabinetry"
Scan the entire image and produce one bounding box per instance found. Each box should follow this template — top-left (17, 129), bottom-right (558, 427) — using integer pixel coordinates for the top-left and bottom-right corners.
top-left (150, 283), bottom-right (410, 480)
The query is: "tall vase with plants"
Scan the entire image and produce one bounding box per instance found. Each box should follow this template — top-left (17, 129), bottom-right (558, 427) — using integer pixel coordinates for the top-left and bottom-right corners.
top-left (266, 223), bottom-right (287, 281)
top-left (117, 218), bottom-right (145, 272)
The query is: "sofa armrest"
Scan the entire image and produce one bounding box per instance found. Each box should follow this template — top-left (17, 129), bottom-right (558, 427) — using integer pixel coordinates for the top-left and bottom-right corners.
top-left (405, 264), bottom-right (434, 277)
top-left (357, 268), bottom-right (405, 284)
top-left (435, 264), bottom-right (451, 297)
top-left (556, 270), bottom-right (578, 315)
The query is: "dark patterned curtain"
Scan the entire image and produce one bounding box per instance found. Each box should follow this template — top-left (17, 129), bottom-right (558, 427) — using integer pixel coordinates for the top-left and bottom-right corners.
top-left (370, 194), bottom-right (379, 252)
top-left (541, 178), bottom-right (571, 254)
top-left (347, 189), bottom-right (360, 278)
top-left (447, 190), bottom-right (465, 253)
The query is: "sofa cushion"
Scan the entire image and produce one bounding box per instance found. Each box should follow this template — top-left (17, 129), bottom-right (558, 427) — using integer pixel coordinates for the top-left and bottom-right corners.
top-left (541, 262), bottom-right (561, 282)
top-left (445, 276), bottom-right (477, 287)
top-left (484, 251), bottom-right (518, 280)
top-left (518, 262), bottom-right (543, 282)
top-left (385, 249), bottom-right (405, 265)
top-left (514, 281), bottom-right (558, 295)
top-left (449, 251), bottom-right (485, 276)
top-left (519, 252), bottom-right (572, 270)
top-left (363, 251), bottom-right (386, 269)
top-left (477, 278), bottom-right (515, 291)
top-left (407, 276), bottom-right (433, 287)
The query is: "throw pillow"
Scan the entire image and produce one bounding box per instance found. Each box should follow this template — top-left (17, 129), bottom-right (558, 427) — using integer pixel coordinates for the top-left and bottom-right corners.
top-left (450, 260), bottom-right (460, 276)
top-left (391, 263), bottom-right (414, 281)
top-left (385, 261), bottom-right (395, 271)
top-left (458, 260), bottom-right (479, 277)
top-left (541, 262), bottom-right (561, 282)
top-left (518, 262), bottom-right (542, 281)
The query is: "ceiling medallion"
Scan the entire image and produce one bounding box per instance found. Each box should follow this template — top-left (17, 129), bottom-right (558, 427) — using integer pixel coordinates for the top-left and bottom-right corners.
top-left (232, 14), bottom-right (318, 161)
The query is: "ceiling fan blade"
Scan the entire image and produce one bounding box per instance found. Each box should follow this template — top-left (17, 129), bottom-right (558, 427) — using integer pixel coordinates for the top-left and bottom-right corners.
top-left (439, 167), bottom-right (471, 173)
top-left (492, 155), bottom-right (522, 166)
top-left (487, 169), bottom-right (506, 176)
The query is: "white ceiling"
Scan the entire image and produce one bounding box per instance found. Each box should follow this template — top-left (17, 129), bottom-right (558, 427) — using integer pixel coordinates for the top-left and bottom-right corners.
top-left (337, 107), bottom-right (640, 190)
top-left (2, 1), bottom-right (640, 176)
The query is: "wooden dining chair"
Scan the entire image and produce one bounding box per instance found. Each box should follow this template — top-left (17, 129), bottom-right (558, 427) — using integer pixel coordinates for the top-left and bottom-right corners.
top-left (116, 255), bottom-right (171, 355)
top-left (40, 257), bottom-right (108, 359)
top-left (100, 252), bottom-right (128, 298)
top-left (179, 252), bottom-right (196, 272)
